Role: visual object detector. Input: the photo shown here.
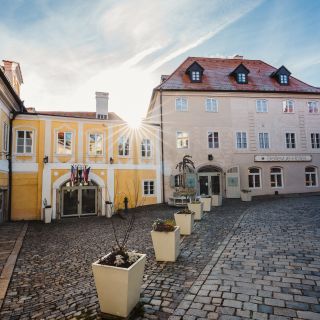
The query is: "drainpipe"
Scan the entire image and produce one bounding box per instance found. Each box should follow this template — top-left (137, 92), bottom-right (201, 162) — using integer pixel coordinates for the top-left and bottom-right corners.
top-left (8, 111), bottom-right (18, 221)
top-left (159, 89), bottom-right (165, 203)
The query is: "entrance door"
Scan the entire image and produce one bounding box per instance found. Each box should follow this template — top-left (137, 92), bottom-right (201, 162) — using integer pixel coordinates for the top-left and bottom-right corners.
top-left (199, 176), bottom-right (209, 195)
top-left (81, 187), bottom-right (97, 215)
top-left (62, 187), bottom-right (79, 216)
top-left (211, 175), bottom-right (220, 195)
top-left (226, 166), bottom-right (240, 198)
top-left (198, 172), bottom-right (221, 196)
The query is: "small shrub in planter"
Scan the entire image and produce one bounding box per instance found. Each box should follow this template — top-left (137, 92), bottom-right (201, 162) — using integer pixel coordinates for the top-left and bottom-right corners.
top-left (188, 201), bottom-right (203, 220)
top-left (151, 219), bottom-right (180, 262)
top-left (174, 208), bottom-right (194, 235)
top-left (92, 213), bottom-right (146, 318)
top-left (240, 189), bottom-right (252, 202)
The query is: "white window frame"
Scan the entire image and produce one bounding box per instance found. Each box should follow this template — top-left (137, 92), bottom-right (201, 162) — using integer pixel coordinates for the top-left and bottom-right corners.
top-left (258, 132), bottom-right (270, 149)
top-left (237, 73), bottom-right (246, 83)
top-left (311, 133), bottom-right (320, 149)
top-left (175, 97), bottom-right (188, 112)
top-left (282, 100), bottom-right (294, 113)
top-left (176, 131), bottom-right (189, 149)
top-left (3, 122), bottom-right (9, 152)
top-left (305, 166), bottom-right (318, 187)
top-left (141, 138), bottom-right (152, 158)
top-left (16, 130), bottom-right (33, 154)
top-left (308, 101), bottom-right (319, 114)
top-left (208, 131), bottom-right (219, 149)
top-left (143, 180), bottom-right (155, 196)
top-left (88, 132), bottom-right (103, 156)
top-left (205, 98), bottom-right (218, 112)
top-left (280, 74), bottom-right (288, 84)
top-left (56, 131), bottom-right (73, 155)
top-left (270, 167), bottom-right (283, 188)
top-left (285, 132), bottom-right (296, 149)
top-left (118, 136), bottom-right (130, 157)
top-left (236, 131), bottom-right (248, 149)
top-left (191, 71), bottom-right (200, 81)
top-left (248, 167), bottom-right (261, 189)
top-left (256, 99), bottom-right (268, 113)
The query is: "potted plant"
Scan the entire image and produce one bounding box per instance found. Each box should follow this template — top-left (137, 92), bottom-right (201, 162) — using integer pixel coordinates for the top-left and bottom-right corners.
top-left (92, 213), bottom-right (146, 318)
top-left (240, 189), bottom-right (252, 201)
top-left (43, 198), bottom-right (52, 223)
top-left (188, 200), bottom-right (203, 220)
top-left (174, 208), bottom-right (194, 235)
top-left (151, 219), bottom-right (180, 262)
top-left (211, 194), bottom-right (222, 206)
top-left (200, 195), bottom-right (212, 212)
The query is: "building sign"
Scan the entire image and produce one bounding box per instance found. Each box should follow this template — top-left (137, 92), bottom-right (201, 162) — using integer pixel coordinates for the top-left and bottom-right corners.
top-left (254, 155), bottom-right (312, 162)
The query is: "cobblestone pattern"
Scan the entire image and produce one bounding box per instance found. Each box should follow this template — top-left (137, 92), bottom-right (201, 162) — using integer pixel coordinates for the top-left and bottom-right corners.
top-left (170, 197), bottom-right (320, 320)
top-left (0, 201), bottom-right (248, 320)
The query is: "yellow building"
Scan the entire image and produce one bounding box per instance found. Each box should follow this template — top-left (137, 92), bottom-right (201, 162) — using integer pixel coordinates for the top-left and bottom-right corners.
top-left (0, 61), bottom-right (161, 221)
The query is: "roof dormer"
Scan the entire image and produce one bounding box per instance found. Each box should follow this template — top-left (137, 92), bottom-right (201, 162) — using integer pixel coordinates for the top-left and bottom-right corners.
top-left (230, 63), bottom-right (250, 84)
top-left (185, 61), bottom-right (204, 83)
top-left (271, 65), bottom-right (291, 85)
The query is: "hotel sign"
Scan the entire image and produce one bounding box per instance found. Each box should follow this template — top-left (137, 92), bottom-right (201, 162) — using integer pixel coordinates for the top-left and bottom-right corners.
top-left (254, 155), bottom-right (312, 162)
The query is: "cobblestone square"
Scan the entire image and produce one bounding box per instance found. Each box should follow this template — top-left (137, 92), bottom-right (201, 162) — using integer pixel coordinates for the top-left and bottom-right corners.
top-left (0, 196), bottom-right (320, 320)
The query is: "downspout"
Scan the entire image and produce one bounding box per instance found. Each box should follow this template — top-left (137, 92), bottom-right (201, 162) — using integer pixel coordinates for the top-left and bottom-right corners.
top-left (8, 111), bottom-right (18, 221)
top-left (159, 89), bottom-right (165, 203)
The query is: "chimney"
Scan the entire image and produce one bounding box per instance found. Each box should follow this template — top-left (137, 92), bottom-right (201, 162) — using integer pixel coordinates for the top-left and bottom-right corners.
top-left (161, 75), bottom-right (169, 83)
top-left (2, 60), bottom-right (23, 96)
top-left (233, 55), bottom-right (244, 59)
top-left (95, 92), bottom-right (109, 120)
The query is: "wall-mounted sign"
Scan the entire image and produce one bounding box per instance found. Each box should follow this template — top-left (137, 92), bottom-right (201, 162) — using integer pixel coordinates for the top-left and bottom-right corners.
top-left (254, 155), bottom-right (312, 162)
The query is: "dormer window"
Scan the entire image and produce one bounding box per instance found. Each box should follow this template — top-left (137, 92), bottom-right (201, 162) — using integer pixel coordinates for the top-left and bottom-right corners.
top-left (271, 65), bottom-right (291, 85)
top-left (185, 61), bottom-right (204, 83)
top-left (231, 63), bottom-right (249, 84)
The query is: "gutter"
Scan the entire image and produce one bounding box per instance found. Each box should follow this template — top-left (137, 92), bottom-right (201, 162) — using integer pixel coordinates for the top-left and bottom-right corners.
top-left (159, 89), bottom-right (165, 203)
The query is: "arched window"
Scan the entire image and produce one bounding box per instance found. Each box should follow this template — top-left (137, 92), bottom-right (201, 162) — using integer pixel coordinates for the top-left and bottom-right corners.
top-left (270, 167), bottom-right (283, 188)
top-left (248, 167), bottom-right (261, 189)
top-left (305, 167), bottom-right (318, 187)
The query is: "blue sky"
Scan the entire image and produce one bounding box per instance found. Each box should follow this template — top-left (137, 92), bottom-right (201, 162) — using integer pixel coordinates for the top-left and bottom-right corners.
top-left (1, 0), bottom-right (319, 123)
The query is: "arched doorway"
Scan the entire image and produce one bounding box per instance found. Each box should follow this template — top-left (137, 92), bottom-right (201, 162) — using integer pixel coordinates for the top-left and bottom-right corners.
top-left (197, 165), bottom-right (222, 197)
top-left (61, 180), bottom-right (98, 217)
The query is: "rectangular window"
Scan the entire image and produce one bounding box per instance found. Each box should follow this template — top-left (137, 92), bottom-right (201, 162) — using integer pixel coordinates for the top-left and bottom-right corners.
top-left (205, 98), bottom-right (218, 112)
top-left (175, 97), bottom-right (188, 112)
top-left (311, 133), bottom-right (320, 149)
top-left (57, 132), bottom-right (72, 154)
top-left (176, 131), bottom-right (189, 149)
top-left (236, 132), bottom-right (247, 149)
top-left (280, 74), bottom-right (288, 84)
top-left (16, 130), bottom-right (33, 154)
top-left (256, 100), bottom-right (268, 113)
top-left (285, 133), bottom-right (296, 149)
top-left (237, 73), bottom-right (246, 83)
top-left (89, 133), bottom-right (103, 155)
top-left (258, 132), bottom-right (269, 149)
top-left (248, 168), bottom-right (261, 188)
top-left (191, 71), bottom-right (200, 81)
top-left (305, 167), bottom-right (317, 187)
top-left (143, 180), bottom-right (155, 195)
top-left (141, 139), bottom-right (151, 158)
top-left (3, 122), bottom-right (9, 152)
top-left (208, 132), bottom-right (219, 148)
top-left (308, 101), bottom-right (319, 114)
top-left (270, 167), bottom-right (283, 188)
top-left (283, 100), bottom-right (294, 113)
top-left (118, 136), bottom-right (129, 156)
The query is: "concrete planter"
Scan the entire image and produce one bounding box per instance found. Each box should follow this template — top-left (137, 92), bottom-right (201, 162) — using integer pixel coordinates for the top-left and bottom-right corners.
top-left (187, 202), bottom-right (203, 220)
top-left (174, 212), bottom-right (194, 235)
top-left (92, 253), bottom-right (146, 318)
top-left (240, 192), bottom-right (252, 202)
top-left (44, 207), bottom-right (52, 223)
top-left (151, 226), bottom-right (180, 262)
top-left (211, 195), bottom-right (222, 206)
top-left (200, 197), bottom-right (212, 212)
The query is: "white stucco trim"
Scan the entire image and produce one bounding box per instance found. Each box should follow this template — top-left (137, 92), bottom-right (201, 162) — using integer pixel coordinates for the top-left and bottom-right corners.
top-left (107, 167), bottom-right (114, 217)
top-left (108, 125), bottom-right (113, 160)
top-left (42, 165), bottom-right (51, 218)
top-left (44, 120), bottom-right (51, 157)
top-left (12, 163), bottom-right (38, 172)
top-left (155, 129), bottom-right (162, 203)
top-left (44, 163), bottom-right (157, 170)
top-left (78, 122), bottom-right (83, 162)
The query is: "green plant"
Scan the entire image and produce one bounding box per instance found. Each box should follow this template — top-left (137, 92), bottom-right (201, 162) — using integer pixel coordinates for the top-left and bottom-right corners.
top-left (176, 208), bottom-right (193, 215)
top-left (190, 200), bottom-right (201, 204)
top-left (152, 218), bottom-right (176, 232)
top-left (241, 189), bottom-right (251, 193)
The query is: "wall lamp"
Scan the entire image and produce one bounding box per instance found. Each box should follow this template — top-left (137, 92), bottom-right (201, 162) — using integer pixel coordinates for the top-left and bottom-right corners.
top-left (109, 157), bottom-right (114, 164)
top-left (43, 156), bottom-right (49, 164)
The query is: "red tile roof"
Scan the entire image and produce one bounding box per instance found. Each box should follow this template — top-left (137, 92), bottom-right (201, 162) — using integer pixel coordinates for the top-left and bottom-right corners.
top-left (25, 109), bottom-right (122, 120)
top-left (157, 57), bottom-right (320, 93)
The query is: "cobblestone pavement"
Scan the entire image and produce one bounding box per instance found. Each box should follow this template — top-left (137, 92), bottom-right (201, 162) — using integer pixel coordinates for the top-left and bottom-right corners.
top-left (170, 196), bottom-right (320, 320)
top-left (0, 200), bottom-right (248, 320)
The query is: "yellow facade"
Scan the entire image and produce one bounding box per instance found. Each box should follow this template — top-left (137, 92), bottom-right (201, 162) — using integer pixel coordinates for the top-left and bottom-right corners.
top-left (11, 114), bottom-right (161, 220)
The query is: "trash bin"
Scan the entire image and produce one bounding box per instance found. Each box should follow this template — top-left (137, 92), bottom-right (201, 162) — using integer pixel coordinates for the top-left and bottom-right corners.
top-left (105, 201), bottom-right (113, 218)
top-left (44, 206), bottom-right (52, 223)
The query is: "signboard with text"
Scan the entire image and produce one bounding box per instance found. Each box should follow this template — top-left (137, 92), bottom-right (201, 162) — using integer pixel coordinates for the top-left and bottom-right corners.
top-left (254, 155), bottom-right (312, 162)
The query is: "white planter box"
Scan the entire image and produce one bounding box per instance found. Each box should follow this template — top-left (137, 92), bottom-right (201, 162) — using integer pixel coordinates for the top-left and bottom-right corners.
top-left (92, 253), bottom-right (146, 318)
top-left (187, 203), bottom-right (203, 220)
top-left (240, 192), bottom-right (252, 201)
top-left (151, 226), bottom-right (180, 262)
top-left (174, 213), bottom-right (194, 235)
top-left (44, 207), bottom-right (52, 223)
top-left (200, 197), bottom-right (212, 212)
top-left (211, 195), bottom-right (222, 206)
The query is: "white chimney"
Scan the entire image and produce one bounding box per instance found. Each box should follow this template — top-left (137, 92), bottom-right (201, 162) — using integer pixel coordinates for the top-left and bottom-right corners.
top-left (95, 92), bottom-right (109, 120)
